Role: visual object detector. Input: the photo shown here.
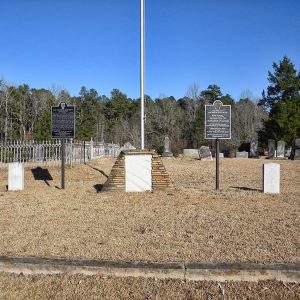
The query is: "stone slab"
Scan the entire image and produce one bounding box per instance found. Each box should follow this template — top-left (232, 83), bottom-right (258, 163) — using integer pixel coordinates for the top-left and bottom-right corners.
top-left (125, 155), bottom-right (152, 192)
top-left (236, 151), bottom-right (249, 158)
top-left (8, 162), bottom-right (24, 191)
top-left (263, 163), bottom-right (280, 194)
top-left (183, 149), bottom-right (199, 158)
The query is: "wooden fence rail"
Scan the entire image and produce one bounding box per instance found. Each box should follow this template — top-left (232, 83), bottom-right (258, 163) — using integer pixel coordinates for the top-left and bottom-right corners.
top-left (0, 140), bottom-right (120, 167)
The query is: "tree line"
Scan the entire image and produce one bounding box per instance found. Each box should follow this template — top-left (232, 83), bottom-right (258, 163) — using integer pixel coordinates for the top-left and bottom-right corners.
top-left (0, 56), bottom-right (299, 155)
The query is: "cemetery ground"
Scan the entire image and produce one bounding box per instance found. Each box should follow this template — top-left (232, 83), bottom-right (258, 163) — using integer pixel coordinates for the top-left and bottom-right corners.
top-left (0, 157), bottom-right (299, 298)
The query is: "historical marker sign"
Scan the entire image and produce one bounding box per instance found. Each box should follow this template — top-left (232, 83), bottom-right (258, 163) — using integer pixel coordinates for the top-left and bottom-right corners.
top-left (205, 100), bottom-right (231, 139)
top-left (51, 102), bottom-right (75, 139)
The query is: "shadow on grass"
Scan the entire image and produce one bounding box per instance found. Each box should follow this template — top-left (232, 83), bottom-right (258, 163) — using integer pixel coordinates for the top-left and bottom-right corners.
top-left (231, 186), bottom-right (261, 192)
top-left (94, 184), bottom-right (104, 193)
top-left (31, 167), bottom-right (53, 186)
top-left (85, 163), bottom-right (108, 178)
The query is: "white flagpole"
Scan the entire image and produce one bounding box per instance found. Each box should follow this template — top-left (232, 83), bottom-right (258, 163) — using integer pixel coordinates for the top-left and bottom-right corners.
top-left (140, 0), bottom-right (145, 149)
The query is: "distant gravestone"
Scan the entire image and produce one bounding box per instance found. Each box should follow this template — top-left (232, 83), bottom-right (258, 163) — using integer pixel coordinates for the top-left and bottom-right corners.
top-left (277, 140), bottom-right (285, 158)
top-left (250, 140), bottom-right (258, 158)
top-left (183, 149), bottom-right (199, 158)
top-left (121, 142), bottom-right (136, 151)
top-left (291, 138), bottom-right (300, 160)
top-left (199, 146), bottom-right (212, 161)
top-left (162, 136), bottom-right (173, 158)
top-left (236, 151), bottom-right (249, 158)
top-left (263, 163), bottom-right (280, 194)
top-left (8, 162), bottom-right (24, 191)
top-left (218, 153), bottom-right (224, 158)
top-left (285, 147), bottom-right (292, 158)
top-left (268, 139), bottom-right (276, 159)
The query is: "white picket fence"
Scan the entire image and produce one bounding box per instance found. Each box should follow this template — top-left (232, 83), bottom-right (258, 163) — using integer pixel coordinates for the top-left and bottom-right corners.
top-left (0, 140), bottom-right (120, 167)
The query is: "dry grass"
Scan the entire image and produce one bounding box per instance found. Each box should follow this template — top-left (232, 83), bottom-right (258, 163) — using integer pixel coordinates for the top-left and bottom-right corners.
top-left (0, 157), bottom-right (299, 264)
top-left (0, 273), bottom-right (299, 300)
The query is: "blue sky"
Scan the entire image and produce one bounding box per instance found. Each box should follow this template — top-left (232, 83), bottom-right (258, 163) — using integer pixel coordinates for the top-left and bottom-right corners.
top-left (1, 0), bottom-right (299, 101)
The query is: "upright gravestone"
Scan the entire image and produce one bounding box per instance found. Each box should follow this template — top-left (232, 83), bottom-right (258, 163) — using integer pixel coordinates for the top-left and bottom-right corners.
top-left (277, 140), bottom-right (285, 158)
top-left (8, 162), bottom-right (24, 191)
top-left (291, 138), bottom-right (300, 160)
top-left (199, 146), bottom-right (212, 161)
top-left (268, 139), bottom-right (276, 159)
top-left (285, 147), bottom-right (291, 158)
top-left (125, 154), bottom-right (152, 192)
top-left (250, 140), bottom-right (258, 158)
top-left (263, 163), bottom-right (280, 194)
top-left (162, 137), bottom-right (173, 158)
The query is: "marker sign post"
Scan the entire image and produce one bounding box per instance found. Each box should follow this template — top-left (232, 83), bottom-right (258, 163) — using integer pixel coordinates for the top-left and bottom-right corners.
top-left (205, 100), bottom-right (231, 191)
top-left (51, 102), bottom-right (75, 189)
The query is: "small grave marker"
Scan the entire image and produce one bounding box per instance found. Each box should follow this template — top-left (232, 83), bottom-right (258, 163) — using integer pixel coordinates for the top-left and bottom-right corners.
top-left (183, 149), bottom-right (199, 158)
top-left (236, 151), bottom-right (249, 158)
top-left (263, 163), bottom-right (280, 194)
top-left (8, 162), bottom-right (24, 191)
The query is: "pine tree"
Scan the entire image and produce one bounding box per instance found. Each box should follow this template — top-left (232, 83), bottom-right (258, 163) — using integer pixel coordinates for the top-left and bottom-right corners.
top-left (259, 56), bottom-right (300, 144)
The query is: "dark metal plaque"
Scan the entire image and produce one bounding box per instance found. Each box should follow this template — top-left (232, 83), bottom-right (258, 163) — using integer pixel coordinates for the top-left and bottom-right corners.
top-left (51, 102), bottom-right (75, 139)
top-left (205, 100), bottom-right (231, 139)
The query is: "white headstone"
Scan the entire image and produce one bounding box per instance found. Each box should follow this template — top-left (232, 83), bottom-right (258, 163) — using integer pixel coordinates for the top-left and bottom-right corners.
top-left (277, 140), bottom-right (285, 158)
top-left (125, 155), bottom-right (152, 192)
top-left (263, 163), bottom-right (280, 194)
top-left (8, 162), bottom-right (24, 191)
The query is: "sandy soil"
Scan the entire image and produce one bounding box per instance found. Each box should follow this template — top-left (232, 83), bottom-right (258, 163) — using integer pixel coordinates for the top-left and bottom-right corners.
top-left (0, 157), bottom-right (299, 264)
top-left (0, 273), bottom-right (299, 300)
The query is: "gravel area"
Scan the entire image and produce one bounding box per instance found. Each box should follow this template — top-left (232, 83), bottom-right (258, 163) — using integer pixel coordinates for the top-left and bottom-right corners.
top-left (0, 157), bottom-right (299, 264)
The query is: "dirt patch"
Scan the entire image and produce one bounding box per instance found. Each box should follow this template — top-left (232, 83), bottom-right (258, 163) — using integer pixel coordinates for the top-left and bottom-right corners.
top-left (0, 158), bottom-right (299, 264)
